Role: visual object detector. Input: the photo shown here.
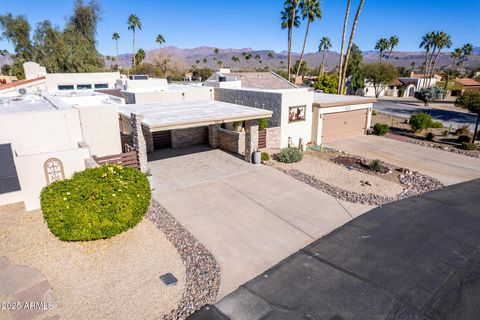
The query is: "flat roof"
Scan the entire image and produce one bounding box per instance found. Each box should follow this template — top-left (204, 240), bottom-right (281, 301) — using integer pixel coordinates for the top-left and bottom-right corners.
top-left (0, 95), bottom-right (57, 113)
top-left (118, 100), bottom-right (272, 131)
top-left (313, 93), bottom-right (376, 108)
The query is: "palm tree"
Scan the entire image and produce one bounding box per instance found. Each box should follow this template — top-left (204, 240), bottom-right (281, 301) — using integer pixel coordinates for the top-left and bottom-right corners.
top-left (339, 0), bottom-right (365, 95)
top-left (318, 36), bottom-right (332, 76)
top-left (281, 0), bottom-right (300, 82)
top-left (127, 14), bottom-right (142, 67)
top-left (267, 52), bottom-right (274, 59)
top-left (442, 68), bottom-right (459, 98)
top-left (156, 34), bottom-right (166, 48)
top-left (337, 0), bottom-right (351, 93)
top-left (420, 31), bottom-right (435, 88)
top-left (450, 48), bottom-right (463, 70)
top-left (112, 32), bottom-right (120, 57)
top-left (202, 58), bottom-right (207, 64)
top-left (295, 0), bottom-right (322, 79)
top-left (244, 53), bottom-right (252, 69)
top-left (375, 38), bottom-right (389, 63)
top-left (459, 43), bottom-right (474, 74)
top-left (428, 31), bottom-right (451, 87)
top-left (386, 36), bottom-right (399, 60)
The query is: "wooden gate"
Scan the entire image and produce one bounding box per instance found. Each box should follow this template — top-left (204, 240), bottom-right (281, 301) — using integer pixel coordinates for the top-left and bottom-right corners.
top-left (94, 151), bottom-right (139, 169)
top-left (153, 130), bottom-right (172, 149)
top-left (258, 130), bottom-right (267, 149)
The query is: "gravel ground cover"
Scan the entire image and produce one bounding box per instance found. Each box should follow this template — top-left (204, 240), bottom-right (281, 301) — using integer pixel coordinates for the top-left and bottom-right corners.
top-left (147, 200), bottom-right (220, 320)
top-left (0, 204), bottom-right (185, 320)
top-left (267, 150), bottom-right (444, 206)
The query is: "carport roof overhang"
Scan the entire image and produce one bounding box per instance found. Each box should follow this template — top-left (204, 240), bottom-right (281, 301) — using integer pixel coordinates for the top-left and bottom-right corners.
top-left (118, 100), bottom-right (273, 131)
top-left (313, 93), bottom-right (376, 108)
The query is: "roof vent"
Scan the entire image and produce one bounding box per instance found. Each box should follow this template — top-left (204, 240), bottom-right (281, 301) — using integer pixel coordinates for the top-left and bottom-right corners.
top-left (17, 88), bottom-right (27, 95)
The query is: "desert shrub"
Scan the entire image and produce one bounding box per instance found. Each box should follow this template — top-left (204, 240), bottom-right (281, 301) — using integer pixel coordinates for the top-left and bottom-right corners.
top-left (277, 147), bottom-right (303, 163)
top-left (426, 132), bottom-right (435, 141)
top-left (458, 135), bottom-right (472, 143)
top-left (461, 142), bottom-right (476, 150)
top-left (454, 125), bottom-right (472, 136)
top-left (261, 152), bottom-right (270, 161)
top-left (409, 112), bottom-right (433, 133)
top-left (369, 159), bottom-right (384, 172)
top-left (373, 123), bottom-right (389, 136)
top-left (431, 121), bottom-right (443, 128)
top-left (41, 164), bottom-right (151, 241)
top-left (371, 110), bottom-right (378, 116)
top-left (442, 129), bottom-right (450, 136)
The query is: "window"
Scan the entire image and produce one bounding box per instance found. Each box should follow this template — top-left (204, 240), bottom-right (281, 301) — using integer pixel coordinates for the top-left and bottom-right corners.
top-left (288, 106), bottom-right (306, 123)
top-left (58, 85), bottom-right (74, 90)
top-left (0, 144), bottom-right (21, 194)
top-left (44, 158), bottom-right (65, 184)
top-left (94, 83), bottom-right (108, 89)
top-left (77, 84), bottom-right (92, 90)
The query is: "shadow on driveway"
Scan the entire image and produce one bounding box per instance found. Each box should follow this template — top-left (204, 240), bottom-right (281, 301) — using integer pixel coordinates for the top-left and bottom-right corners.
top-left (189, 179), bottom-right (480, 320)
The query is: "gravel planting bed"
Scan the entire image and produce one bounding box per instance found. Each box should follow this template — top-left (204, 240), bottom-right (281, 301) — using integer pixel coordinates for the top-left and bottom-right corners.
top-left (147, 200), bottom-right (220, 320)
top-left (266, 159), bottom-right (444, 206)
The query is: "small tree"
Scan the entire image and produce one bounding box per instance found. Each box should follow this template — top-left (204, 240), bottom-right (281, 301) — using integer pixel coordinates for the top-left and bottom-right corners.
top-left (455, 91), bottom-right (480, 142)
top-left (414, 87), bottom-right (445, 106)
top-left (314, 73), bottom-right (338, 93)
top-left (362, 63), bottom-right (398, 98)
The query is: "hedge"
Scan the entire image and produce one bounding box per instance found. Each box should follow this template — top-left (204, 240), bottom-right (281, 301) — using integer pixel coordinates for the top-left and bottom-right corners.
top-left (41, 164), bottom-right (151, 241)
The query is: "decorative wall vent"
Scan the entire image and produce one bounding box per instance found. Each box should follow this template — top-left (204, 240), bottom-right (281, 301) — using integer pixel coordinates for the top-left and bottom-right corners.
top-left (44, 158), bottom-right (65, 184)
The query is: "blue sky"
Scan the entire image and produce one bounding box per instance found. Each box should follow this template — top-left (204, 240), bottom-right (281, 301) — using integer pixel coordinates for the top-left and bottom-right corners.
top-left (1, 0), bottom-right (479, 55)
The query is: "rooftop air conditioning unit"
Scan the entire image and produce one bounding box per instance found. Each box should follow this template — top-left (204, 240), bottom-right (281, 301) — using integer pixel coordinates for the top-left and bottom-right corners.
top-left (219, 76), bottom-right (227, 82)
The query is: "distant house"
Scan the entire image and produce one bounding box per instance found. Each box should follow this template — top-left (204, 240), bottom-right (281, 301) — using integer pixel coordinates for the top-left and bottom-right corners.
top-left (451, 78), bottom-right (480, 96)
top-left (363, 76), bottom-right (437, 98)
top-left (410, 72), bottom-right (442, 82)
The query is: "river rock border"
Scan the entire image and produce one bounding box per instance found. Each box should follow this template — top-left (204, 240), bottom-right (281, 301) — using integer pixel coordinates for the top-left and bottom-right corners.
top-left (265, 163), bottom-right (444, 206)
top-left (146, 200), bottom-right (220, 320)
top-left (405, 138), bottom-right (480, 158)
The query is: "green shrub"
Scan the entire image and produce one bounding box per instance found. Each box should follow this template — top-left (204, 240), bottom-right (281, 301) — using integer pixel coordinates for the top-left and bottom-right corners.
top-left (426, 132), bottom-right (435, 141)
top-left (41, 164), bottom-right (151, 241)
top-left (277, 147), bottom-right (303, 163)
top-left (442, 129), bottom-right (450, 136)
top-left (414, 87), bottom-right (445, 106)
top-left (259, 118), bottom-right (269, 130)
top-left (461, 142), bottom-right (476, 150)
top-left (431, 121), bottom-right (443, 128)
top-left (458, 135), bottom-right (472, 143)
top-left (261, 152), bottom-right (270, 161)
top-left (369, 159), bottom-right (384, 172)
top-left (371, 110), bottom-right (378, 116)
top-left (409, 112), bottom-right (433, 133)
top-left (373, 123), bottom-right (389, 136)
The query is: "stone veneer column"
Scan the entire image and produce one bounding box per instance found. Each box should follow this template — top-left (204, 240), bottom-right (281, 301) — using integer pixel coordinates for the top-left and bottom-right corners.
top-left (244, 119), bottom-right (259, 162)
top-left (208, 124), bottom-right (220, 148)
top-left (143, 126), bottom-right (154, 153)
top-left (131, 112), bottom-right (148, 173)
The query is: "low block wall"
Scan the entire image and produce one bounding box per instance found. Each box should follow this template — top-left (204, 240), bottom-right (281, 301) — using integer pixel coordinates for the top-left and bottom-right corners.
top-left (265, 126), bottom-right (281, 149)
top-left (171, 127), bottom-right (208, 148)
top-left (218, 128), bottom-right (245, 155)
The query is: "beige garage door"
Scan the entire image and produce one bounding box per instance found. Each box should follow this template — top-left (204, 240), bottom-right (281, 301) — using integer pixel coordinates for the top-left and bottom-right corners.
top-left (322, 109), bottom-right (367, 143)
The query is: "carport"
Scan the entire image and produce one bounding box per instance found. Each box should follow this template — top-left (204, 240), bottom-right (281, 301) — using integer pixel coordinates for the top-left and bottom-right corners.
top-left (118, 100), bottom-right (272, 171)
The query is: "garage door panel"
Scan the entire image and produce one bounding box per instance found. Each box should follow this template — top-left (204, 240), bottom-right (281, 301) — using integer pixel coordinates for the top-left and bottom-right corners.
top-left (322, 109), bottom-right (367, 143)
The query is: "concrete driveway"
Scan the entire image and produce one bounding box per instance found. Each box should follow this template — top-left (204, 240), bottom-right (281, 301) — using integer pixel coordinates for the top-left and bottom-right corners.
top-left (326, 135), bottom-right (480, 186)
top-left (148, 146), bottom-right (373, 298)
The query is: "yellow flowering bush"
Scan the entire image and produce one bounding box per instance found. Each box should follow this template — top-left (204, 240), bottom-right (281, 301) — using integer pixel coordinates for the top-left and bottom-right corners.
top-left (40, 164), bottom-right (151, 241)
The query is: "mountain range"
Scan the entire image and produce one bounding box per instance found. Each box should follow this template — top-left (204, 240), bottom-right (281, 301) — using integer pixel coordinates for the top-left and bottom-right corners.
top-left (110, 45), bottom-right (480, 72)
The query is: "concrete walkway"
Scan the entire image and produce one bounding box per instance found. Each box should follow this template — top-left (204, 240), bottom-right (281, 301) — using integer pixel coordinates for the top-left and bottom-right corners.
top-left (327, 135), bottom-right (480, 186)
top-left (149, 146), bottom-right (373, 298)
top-left (192, 178), bottom-right (480, 320)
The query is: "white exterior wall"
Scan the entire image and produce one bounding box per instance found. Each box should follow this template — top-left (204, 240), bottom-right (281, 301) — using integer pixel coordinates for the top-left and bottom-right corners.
top-left (312, 103), bottom-right (372, 145)
top-left (75, 105), bottom-right (122, 157)
top-left (364, 82), bottom-right (386, 97)
top-left (280, 89), bottom-right (313, 149)
top-left (0, 109), bottom-right (90, 210)
top-left (129, 87), bottom-right (214, 104)
top-left (46, 72), bottom-right (120, 91)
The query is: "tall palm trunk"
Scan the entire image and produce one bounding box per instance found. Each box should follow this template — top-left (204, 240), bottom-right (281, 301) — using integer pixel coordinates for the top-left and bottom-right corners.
top-left (428, 49), bottom-right (440, 88)
top-left (339, 0), bottom-right (364, 95)
top-left (422, 48), bottom-right (430, 89)
top-left (379, 50), bottom-right (382, 63)
top-left (295, 19), bottom-right (311, 79)
top-left (132, 29), bottom-right (136, 67)
top-left (287, 5), bottom-right (297, 83)
top-left (337, 0), bottom-right (351, 93)
top-left (319, 49), bottom-right (326, 77)
top-left (115, 40), bottom-right (118, 57)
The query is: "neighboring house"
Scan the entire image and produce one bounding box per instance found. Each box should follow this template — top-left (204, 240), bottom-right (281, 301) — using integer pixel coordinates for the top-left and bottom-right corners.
top-left (363, 76), bottom-right (437, 98)
top-left (0, 75), bottom-right (18, 84)
top-left (410, 72), bottom-right (443, 82)
top-left (25, 61), bottom-right (119, 91)
top-left (451, 78), bottom-right (480, 96)
top-left (0, 77), bottom-right (47, 97)
top-left (0, 91), bottom-right (122, 210)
